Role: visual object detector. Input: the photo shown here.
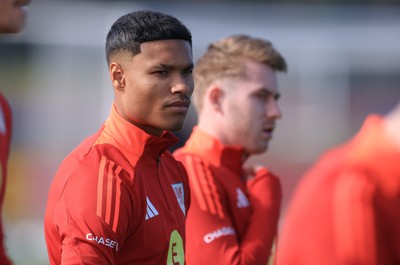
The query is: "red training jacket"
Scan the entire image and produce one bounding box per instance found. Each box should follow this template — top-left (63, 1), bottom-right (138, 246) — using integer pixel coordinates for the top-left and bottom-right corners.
top-left (277, 115), bottom-right (400, 265)
top-left (44, 103), bottom-right (190, 265)
top-left (174, 127), bottom-right (282, 265)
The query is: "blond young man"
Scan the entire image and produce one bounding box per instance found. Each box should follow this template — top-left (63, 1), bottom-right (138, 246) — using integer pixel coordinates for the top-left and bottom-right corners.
top-left (174, 34), bottom-right (287, 265)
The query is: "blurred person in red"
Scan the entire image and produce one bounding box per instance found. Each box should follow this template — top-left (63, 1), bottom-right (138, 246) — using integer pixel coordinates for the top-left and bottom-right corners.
top-left (0, 0), bottom-right (30, 264)
top-left (174, 34), bottom-right (287, 265)
top-left (44, 10), bottom-right (193, 264)
top-left (276, 102), bottom-right (400, 264)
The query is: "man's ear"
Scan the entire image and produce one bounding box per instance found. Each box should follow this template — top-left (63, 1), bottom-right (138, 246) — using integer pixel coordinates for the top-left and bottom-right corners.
top-left (208, 85), bottom-right (224, 112)
top-left (109, 62), bottom-right (125, 91)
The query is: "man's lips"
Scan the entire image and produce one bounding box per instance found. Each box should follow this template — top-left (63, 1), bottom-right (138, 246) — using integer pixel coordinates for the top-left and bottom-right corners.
top-left (165, 98), bottom-right (191, 112)
top-left (264, 127), bottom-right (274, 133)
top-left (17, 0), bottom-right (31, 5)
top-left (262, 126), bottom-right (275, 138)
top-left (14, 0), bottom-right (30, 17)
top-left (167, 100), bottom-right (190, 108)
top-left (166, 96), bottom-right (190, 108)
top-left (15, 0), bottom-right (31, 7)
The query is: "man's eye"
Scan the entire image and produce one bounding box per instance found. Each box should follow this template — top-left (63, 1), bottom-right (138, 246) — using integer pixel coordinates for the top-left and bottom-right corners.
top-left (182, 68), bottom-right (193, 75)
top-left (154, 70), bottom-right (168, 75)
top-left (255, 93), bottom-right (268, 99)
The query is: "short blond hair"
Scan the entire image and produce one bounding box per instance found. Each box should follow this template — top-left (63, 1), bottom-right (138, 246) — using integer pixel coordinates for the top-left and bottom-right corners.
top-left (193, 34), bottom-right (287, 112)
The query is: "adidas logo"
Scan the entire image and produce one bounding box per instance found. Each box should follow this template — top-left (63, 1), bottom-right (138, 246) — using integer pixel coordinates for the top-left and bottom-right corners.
top-left (236, 188), bottom-right (250, 208)
top-left (145, 196), bottom-right (159, 220)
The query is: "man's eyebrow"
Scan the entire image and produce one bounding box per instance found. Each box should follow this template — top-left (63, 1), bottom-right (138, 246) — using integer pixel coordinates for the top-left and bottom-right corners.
top-left (159, 63), bottom-right (194, 70)
top-left (255, 87), bottom-right (281, 99)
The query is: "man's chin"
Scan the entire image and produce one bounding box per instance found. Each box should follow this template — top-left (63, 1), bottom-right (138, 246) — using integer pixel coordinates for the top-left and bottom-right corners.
top-left (163, 122), bottom-right (185, 132)
top-left (248, 144), bottom-right (269, 155)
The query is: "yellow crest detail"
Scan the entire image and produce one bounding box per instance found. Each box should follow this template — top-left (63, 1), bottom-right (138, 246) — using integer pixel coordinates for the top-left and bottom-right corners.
top-left (167, 230), bottom-right (184, 265)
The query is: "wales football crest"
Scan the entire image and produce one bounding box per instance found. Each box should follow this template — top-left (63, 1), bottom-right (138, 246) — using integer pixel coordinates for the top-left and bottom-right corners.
top-left (172, 183), bottom-right (185, 215)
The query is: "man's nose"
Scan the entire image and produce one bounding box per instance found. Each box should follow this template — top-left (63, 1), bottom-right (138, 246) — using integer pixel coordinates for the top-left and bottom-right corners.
top-left (267, 99), bottom-right (282, 120)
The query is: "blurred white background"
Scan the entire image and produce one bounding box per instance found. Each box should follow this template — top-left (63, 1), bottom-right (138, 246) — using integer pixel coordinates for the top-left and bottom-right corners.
top-left (1, 0), bottom-right (400, 264)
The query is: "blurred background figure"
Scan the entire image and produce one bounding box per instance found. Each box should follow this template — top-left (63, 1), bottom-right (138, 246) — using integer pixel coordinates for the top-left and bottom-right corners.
top-left (174, 34), bottom-right (286, 265)
top-left (0, 0), bottom-right (30, 264)
top-left (0, 0), bottom-right (399, 264)
top-left (276, 100), bottom-right (400, 265)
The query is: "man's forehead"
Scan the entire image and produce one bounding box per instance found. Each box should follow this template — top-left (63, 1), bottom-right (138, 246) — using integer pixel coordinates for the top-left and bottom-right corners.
top-left (133, 42), bottom-right (192, 64)
top-left (139, 39), bottom-right (191, 52)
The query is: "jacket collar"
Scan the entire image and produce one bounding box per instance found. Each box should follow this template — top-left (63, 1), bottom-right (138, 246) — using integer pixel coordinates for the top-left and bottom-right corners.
top-left (101, 103), bottom-right (179, 163)
top-left (182, 126), bottom-right (245, 173)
